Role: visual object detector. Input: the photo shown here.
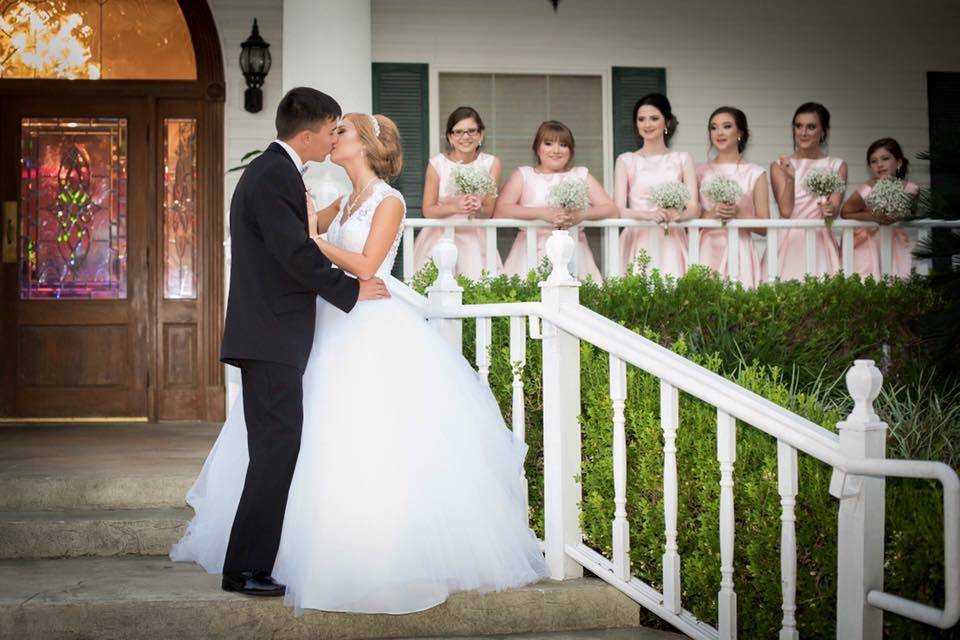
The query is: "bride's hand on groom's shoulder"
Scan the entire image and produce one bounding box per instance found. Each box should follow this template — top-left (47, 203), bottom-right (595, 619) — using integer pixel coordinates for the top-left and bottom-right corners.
top-left (357, 276), bottom-right (390, 301)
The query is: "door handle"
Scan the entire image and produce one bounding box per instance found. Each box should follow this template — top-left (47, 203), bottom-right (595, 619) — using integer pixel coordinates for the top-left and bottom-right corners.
top-left (2, 201), bottom-right (16, 264)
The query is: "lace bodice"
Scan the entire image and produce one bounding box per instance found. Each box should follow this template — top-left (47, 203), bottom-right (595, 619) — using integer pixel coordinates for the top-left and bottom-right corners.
top-left (325, 181), bottom-right (406, 278)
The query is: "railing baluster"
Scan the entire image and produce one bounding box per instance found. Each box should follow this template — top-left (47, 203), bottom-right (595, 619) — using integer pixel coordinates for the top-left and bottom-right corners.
top-left (718, 409), bottom-right (737, 640)
top-left (880, 226), bottom-right (893, 277)
top-left (443, 226), bottom-right (455, 241)
top-left (688, 226), bottom-right (701, 266)
top-left (650, 226), bottom-right (663, 274)
top-left (727, 225), bottom-right (740, 281)
top-left (476, 317), bottom-right (492, 386)
top-left (403, 226), bottom-right (415, 281)
top-left (804, 227), bottom-right (817, 275)
top-left (610, 354), bottom-right (629, 580)
top-left (660, 380), bottom-right (681, 613)
top-left (571, 227), bottom-right (581, 277)
top-left (767, 226), bottom-right (780, 282)
top-left (916, 227), bottom-right (930, 276)
top-left (485, 226), bottom-right (498, 276)
top-left (778, 440), bottom-right (799, 640)
top-left (603, 225), bottom-right (621, 279)
top-left (842, 227), bottom-right (855, 277)
top-left (510, 316), bottom-right (529, 515)
top-left (526, 226), bottom-right (538, 274)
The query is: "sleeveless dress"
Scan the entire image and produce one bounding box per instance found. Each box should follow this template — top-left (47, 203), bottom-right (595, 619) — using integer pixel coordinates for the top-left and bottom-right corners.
top-left (171, 182), bottom-right (547, 615)
top-left (618, 151), bottom-right (694, 278)
top-left (412, 152), bottom-right (503, 280)
top-left (696, 162), bottom-right (765, 288)
top-left (764, 156), bottom-right (843, 281)
top-left (848, 180), bottom-right (917, 280)
top-left (501, 166), bottom-right (603, 281)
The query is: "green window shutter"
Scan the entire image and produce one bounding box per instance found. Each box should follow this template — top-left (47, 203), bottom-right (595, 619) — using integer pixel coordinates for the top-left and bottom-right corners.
top-left (927, 72), bottom-right (960, 199)
top-left (372, 63), bottom-right (429, 218)
top-left (611, 67), bottom-right (666, 162)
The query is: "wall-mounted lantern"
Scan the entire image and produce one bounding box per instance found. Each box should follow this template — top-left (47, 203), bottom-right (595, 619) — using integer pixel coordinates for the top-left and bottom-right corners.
top-left (239, 19), bottom-right (272, 113)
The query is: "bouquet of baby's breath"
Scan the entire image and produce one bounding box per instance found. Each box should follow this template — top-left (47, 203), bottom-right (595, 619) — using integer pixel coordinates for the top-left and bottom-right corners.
top-left (865, 178), bottom-right (915, 220)
top-left (452, 164), bottom-right (497, 198)
top-left (650, 181), bottom-right (690, 235)
top-left (803, 167), bottom-right (845, 227)
top-left (701, 176), bottom-right (743, 206)
top-left (546, 178), bottom-right (590, 211)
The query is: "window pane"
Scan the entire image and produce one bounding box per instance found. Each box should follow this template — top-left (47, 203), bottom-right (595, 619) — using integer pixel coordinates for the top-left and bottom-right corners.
top-left (438, 72), bottom-right (604, 183)
top-left (163, 118), bottom-right (197, 299)
top-left (0, 0), bottom-right (196, 80)
top-left (20, 117), bottom-right (128, 299)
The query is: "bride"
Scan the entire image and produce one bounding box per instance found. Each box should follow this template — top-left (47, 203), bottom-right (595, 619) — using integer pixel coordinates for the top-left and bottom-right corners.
top-left (171, 113), bottom-right (547, 615)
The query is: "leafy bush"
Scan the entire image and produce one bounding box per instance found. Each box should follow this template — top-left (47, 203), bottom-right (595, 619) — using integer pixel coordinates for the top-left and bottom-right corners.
top-left (412, 262), bottom-right (957, 637)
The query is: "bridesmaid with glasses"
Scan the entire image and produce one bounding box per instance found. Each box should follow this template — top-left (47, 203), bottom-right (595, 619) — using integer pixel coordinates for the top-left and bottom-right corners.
top-left (413, 106), bottom-right (502, 279)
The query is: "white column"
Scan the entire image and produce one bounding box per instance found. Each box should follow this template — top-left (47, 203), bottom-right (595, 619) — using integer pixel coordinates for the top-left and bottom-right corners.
top-left (830, 360), bottom-right (887, 639)
top-left (283, 0), bottom-right (372, 200)
top-left (540, 230), bottom-right (583, 579)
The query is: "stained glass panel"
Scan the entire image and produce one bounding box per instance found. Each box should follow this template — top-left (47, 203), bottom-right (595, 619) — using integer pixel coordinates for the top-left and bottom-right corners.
top-left (163, 118), bottom-right (197, 299)
top-left (20, 117), bottom-right (127, 299)
top-left (0, 1), bottom-right (196, 79)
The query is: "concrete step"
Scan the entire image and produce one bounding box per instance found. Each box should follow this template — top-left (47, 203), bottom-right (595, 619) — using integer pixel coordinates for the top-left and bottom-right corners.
top-left (0, 473), bottom-right (195, 511)
top-left (0, 509), bottom-right (190, 559)
top-left (0, 557), bottom-right (648, 640)
top-left (0, 423), bottom-right (215, 511)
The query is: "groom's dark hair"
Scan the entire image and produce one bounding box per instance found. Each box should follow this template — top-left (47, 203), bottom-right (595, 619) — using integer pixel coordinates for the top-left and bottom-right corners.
top-left (276, 87), bottom-right (342, 140)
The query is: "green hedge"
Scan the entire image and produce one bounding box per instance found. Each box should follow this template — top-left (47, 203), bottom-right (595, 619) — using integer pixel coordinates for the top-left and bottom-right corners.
top-left (413, 262), bottom-right (956, 638)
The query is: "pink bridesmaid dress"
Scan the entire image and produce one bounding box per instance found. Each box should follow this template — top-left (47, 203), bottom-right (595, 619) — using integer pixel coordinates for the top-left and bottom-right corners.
top-left (412, 152), bottom-right (503, 280)
top-left (696, 162), bottom-right (765, 288)
top-left (764, 157), bottom-right (843, 281)
top-left (848, 180), bottom-right (917, 279)
top-left (501, 166), bottom-right (603, 281)
top-left (618, 151), bottom-right (694, 278)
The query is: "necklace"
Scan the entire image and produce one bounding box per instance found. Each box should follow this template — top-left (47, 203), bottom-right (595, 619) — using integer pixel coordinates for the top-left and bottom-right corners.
top-left (346, 176), bottom-right (379, 218)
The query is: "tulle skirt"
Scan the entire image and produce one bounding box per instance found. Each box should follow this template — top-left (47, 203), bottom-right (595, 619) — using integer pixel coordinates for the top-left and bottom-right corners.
top-left (171, 296), bottom-right (547, 614)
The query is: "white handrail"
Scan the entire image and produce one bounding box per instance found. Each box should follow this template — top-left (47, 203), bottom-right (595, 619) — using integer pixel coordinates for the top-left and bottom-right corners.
top-left (408, 236), bottom-right (960, 637)
top-left (399, 217), bottom-right (960, 283)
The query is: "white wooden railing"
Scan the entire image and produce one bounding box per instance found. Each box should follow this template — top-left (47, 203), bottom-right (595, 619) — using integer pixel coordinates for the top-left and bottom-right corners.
top-left (400, 218), bottom-right (960, 283)
top-left (391, 234), bottom-right (960, 639)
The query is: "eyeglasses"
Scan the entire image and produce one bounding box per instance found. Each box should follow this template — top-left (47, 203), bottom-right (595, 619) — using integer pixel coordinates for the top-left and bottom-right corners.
top-left (450, 128), bottom-right (480, 138)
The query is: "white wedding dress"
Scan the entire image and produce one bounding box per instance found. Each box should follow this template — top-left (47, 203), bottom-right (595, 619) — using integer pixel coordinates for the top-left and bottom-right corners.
top-left (170, 182), bottom-right (548, 614)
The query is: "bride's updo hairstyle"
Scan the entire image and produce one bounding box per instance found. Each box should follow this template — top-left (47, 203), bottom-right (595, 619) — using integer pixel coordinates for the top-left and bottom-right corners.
top-left (343, 113), bottom-right (403, 180)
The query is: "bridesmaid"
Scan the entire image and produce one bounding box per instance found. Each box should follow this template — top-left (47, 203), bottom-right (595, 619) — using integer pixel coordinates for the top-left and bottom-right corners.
top-left (412, 106), bottom-right (502, 279)
top-left (766, 102), bottom-right (846, 280)
top-left (496, 120), bottom-right (615, 281)
top-left (840, 138), bottom-right (918, 279)
top-left (696, 107), bottom-right (769, 287)
top-left (615, 93), bottom-right (699, 277)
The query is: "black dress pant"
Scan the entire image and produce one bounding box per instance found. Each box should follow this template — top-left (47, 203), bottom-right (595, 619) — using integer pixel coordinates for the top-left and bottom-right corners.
top-left (223, 359), bottom-right (303, 574)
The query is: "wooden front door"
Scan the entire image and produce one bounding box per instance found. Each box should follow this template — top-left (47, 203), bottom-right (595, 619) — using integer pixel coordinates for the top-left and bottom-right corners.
top-left (0, 93), bottom-right (224, 422)
top-left (0, 96), bottom-right (151, 418)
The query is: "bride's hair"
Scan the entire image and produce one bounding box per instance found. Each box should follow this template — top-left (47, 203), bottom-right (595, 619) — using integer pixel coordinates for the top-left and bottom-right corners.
top-left (344, 113), bottom-right (403, 180)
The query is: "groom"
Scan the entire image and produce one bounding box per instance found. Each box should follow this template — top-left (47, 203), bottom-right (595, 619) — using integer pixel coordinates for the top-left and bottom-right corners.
top-left (219, 87), bottom-right (388, 596)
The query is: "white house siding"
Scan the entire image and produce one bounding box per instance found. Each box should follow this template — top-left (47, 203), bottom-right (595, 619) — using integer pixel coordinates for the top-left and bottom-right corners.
top-left (210, 0), bottom-right (284, 407)
top-left (371, 0), bottom-right (960, 195)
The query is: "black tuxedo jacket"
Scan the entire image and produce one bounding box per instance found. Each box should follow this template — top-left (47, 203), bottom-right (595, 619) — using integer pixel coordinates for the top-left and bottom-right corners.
top-left (220, 142), bottom-right (360, 372)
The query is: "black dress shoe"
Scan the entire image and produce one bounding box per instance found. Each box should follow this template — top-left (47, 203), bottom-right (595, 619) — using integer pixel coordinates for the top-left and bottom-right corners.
top-left (222, 570), bottom-right (286, 596)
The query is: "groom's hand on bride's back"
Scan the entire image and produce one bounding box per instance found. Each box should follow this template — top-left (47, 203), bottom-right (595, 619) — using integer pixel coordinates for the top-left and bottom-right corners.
top-left (357, 276), bottom-right (390, 301)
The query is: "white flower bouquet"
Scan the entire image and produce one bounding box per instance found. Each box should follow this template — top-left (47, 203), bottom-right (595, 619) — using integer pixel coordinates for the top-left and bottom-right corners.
top-left (546, 178), bottom-right (591, 211)
top-left (452, 164), bottom-right (497, 197)
top-left (865, 178), bottom-right (915, 221)
top-left (802, 167), bottom-right (845, 227)
top-left (701, 176), bottom-right (743, 206)
top-left (650, 181), bottom-right (690, 234)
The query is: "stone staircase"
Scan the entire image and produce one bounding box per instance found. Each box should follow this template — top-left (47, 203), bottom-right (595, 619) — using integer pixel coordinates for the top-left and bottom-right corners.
top-left (0, 423), bottom-right (678, 640)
